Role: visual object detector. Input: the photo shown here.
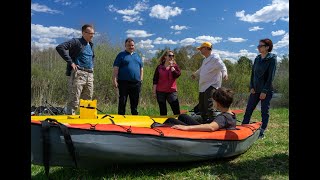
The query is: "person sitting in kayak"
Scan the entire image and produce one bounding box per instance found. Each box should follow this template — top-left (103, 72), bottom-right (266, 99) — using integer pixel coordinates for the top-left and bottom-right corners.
top-left (164, 87), bottom-right (236, 131)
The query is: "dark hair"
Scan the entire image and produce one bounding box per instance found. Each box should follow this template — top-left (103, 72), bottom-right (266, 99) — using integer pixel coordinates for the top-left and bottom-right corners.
top-left (212, 87), bottom-right (234, 108)
top-left (260, 38), bottom-right (273, 52)
top-left (125, 38), bottom-right (134, 44)
top-left (81, 24), bottom-right (94, 32)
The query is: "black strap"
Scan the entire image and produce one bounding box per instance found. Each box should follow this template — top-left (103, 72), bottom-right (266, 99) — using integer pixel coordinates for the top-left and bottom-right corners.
top-left (56, 122), bottom-right (78, 168)
top-left (116, 124), bottom-right (132, 133)
top-left (41, 120), bottom-right (51, 177)
top-left (41, 118), bottom-right (78, 177)
top-left (151, 127), bottom-right (164, 136)
top-left (79, 105), bottom-right (95, 109)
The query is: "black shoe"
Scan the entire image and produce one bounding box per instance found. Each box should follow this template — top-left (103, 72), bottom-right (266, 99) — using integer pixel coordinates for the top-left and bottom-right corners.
top-left (258, 133), bottom-right (265, 139)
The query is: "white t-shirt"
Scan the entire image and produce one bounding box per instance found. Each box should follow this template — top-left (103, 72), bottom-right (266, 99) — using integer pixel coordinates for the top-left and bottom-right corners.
top-left (194, 52), bottom-right (227, 92)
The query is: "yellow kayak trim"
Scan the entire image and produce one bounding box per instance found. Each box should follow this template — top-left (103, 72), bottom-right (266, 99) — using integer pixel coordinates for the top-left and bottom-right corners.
top-left (31, 114), bottom-right (178, 128)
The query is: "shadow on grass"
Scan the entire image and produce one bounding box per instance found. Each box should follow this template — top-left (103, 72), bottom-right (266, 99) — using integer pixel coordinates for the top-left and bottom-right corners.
top-left (203, 152), bottom-right (289, 179)
top-left (32, 152), bottom-right (288, 180)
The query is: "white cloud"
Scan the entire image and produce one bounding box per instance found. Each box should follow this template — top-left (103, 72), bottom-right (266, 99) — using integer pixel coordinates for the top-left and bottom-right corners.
top-left (174, 31), bottom-right (181, 35)
top-left (116, 9), bottom-right (139, 16)
top-left (38, 38), bottom-right (57, 44)
top-left (108, 1), bottom-right (148, 25)
top-left (32, 41), bottom-right (57, 51)
top-left (195, 36), bottom-right (223, 44)
top-left (149, 4), bottom-right (182, 20)
top-left (271, 30), bottom-right (285, 36)
top-left (228, 37), bottom-right (247, 43)
top-left (54, 0), bottom-right (73, 6)
top-left (122, 15), bottom-right (144, 25)
top-left (189, 8), bottom-right (196, 11)
top-left (154, 37), bottom-right (177, 45)
top-left (108, 5), bottom-right (117, 12)
top-left (133, 1), bottom-right (149, 11)
top-left (281, 17), bottom-right (289, 22)
top-left (170, 25), bottom-right (189, 30)
top-left (179, 36), bottom-right (222, 46)
top-left (171, 1), bottom-right (176, 5)
top-left (180, 38), bottom-right (196, 46)
top-left (249, 26), bottom-right (264, 31)
top-left (126, 30), bottom-right (154, 38)
top-left (136, 39), bottom-right (154, 49)
top-left (215, 49), bottom-right (257, 63)
top-left (31, 38), bottom-right (58, 51)
top-left (235, 0), bottom-right (289, 23)
top-left (31, 24), bottom-right (82, 50)
top-left (277, 56), bottom-right (282, 61)
top-left (273, 33), bottom-right (289, 49)
top-left (147, 49), bottom-right (159, 55)
top-left (31, 3), bottom-right (62, 14)
top-left (31, 24), bottom-right (80, 39)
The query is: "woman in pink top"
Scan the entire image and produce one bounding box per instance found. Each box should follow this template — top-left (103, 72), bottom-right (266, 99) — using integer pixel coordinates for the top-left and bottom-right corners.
top-left (152, 50), bottom-right (181, 115)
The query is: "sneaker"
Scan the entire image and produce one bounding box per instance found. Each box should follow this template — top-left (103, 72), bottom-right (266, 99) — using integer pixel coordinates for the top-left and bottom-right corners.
top-left (258, 133), bottom-right (265, 139)
top-left (258, 128), bottom-right (265, 138)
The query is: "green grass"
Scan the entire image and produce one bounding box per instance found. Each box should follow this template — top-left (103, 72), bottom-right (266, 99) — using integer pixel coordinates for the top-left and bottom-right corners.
top-left (31, 108), bottom-right (289, 180)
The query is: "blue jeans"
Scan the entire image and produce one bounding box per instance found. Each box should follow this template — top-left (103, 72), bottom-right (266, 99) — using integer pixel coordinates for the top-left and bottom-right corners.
top-left (242, 91), bottom-right (273, 130)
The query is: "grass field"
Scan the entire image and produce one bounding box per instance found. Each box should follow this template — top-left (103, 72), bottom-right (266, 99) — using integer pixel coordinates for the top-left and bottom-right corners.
top-left (31, 108), bottom-right (289, 180)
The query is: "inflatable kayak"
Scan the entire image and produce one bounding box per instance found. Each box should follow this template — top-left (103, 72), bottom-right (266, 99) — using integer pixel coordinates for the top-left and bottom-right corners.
top-left (31, 100), bottom-right (260, 174)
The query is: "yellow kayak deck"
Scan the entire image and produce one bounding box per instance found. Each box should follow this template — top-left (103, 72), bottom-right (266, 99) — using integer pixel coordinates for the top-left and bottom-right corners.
top-left (31, 114), bottom-right (177, 128)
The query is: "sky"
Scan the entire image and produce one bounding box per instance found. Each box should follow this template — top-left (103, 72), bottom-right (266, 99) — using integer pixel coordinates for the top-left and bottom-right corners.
top-left (31, 0), bottom-right (289, 62)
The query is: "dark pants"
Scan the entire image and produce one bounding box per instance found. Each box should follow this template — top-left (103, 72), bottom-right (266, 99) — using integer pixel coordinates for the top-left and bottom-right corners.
top-left (242, 91), bottom-right (273, 130)
top-left (156, 91), bottom-right (180, 115)
top-left (118, 80), bottom-right (141, 115)
top-left (199, 86), bottom-right (217, 120)
top-left (164, 114), bottom-right (202, 125)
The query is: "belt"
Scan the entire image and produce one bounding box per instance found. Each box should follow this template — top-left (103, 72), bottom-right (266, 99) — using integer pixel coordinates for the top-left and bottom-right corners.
top-left (77, 66), bottom-right (93, 73)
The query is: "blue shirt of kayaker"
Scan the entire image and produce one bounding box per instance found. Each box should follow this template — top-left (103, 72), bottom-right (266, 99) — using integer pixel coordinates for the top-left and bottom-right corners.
top-left (113, 51), bottom-right (143, 82)
top-left (250, 53), bottom-right (277, 93)
top-left (75, 43), bottom-right (93, 69)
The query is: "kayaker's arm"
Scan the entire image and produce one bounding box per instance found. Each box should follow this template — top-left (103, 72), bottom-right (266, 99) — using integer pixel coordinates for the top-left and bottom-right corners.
top-left (171, 122), bottom-right (220, 132)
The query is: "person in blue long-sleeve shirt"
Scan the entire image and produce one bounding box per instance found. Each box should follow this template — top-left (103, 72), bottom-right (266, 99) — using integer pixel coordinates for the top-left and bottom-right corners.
top-left (242, 38), bottom-right (277, 139)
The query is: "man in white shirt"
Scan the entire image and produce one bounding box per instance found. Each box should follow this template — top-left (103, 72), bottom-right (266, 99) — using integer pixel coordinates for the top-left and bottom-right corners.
top-left (191, 42), bottom-right (228, 122)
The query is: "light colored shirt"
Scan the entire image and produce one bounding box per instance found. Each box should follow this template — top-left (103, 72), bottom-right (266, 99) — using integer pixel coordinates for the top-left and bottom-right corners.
top-left (194, 52), bottom-right (227, 92)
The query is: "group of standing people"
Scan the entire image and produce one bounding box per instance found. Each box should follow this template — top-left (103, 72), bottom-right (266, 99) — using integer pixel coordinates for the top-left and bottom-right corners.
top-left (55, 24), bottom-right (277, 139)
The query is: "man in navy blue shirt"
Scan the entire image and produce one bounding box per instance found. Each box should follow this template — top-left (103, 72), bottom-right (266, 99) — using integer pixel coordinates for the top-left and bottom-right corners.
top-left (56, 24), bottom-right (95, 115)
top-left (112, 38), bottom-right (144, 115)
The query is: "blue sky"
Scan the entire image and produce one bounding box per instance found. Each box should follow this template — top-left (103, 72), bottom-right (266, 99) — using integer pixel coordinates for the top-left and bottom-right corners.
top-left (31, 0), bottom-right (289, 62)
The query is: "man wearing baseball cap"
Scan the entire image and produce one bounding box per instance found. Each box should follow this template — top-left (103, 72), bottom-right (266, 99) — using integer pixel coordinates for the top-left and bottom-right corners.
top-left (191, 41), bottom-right (228, 122)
